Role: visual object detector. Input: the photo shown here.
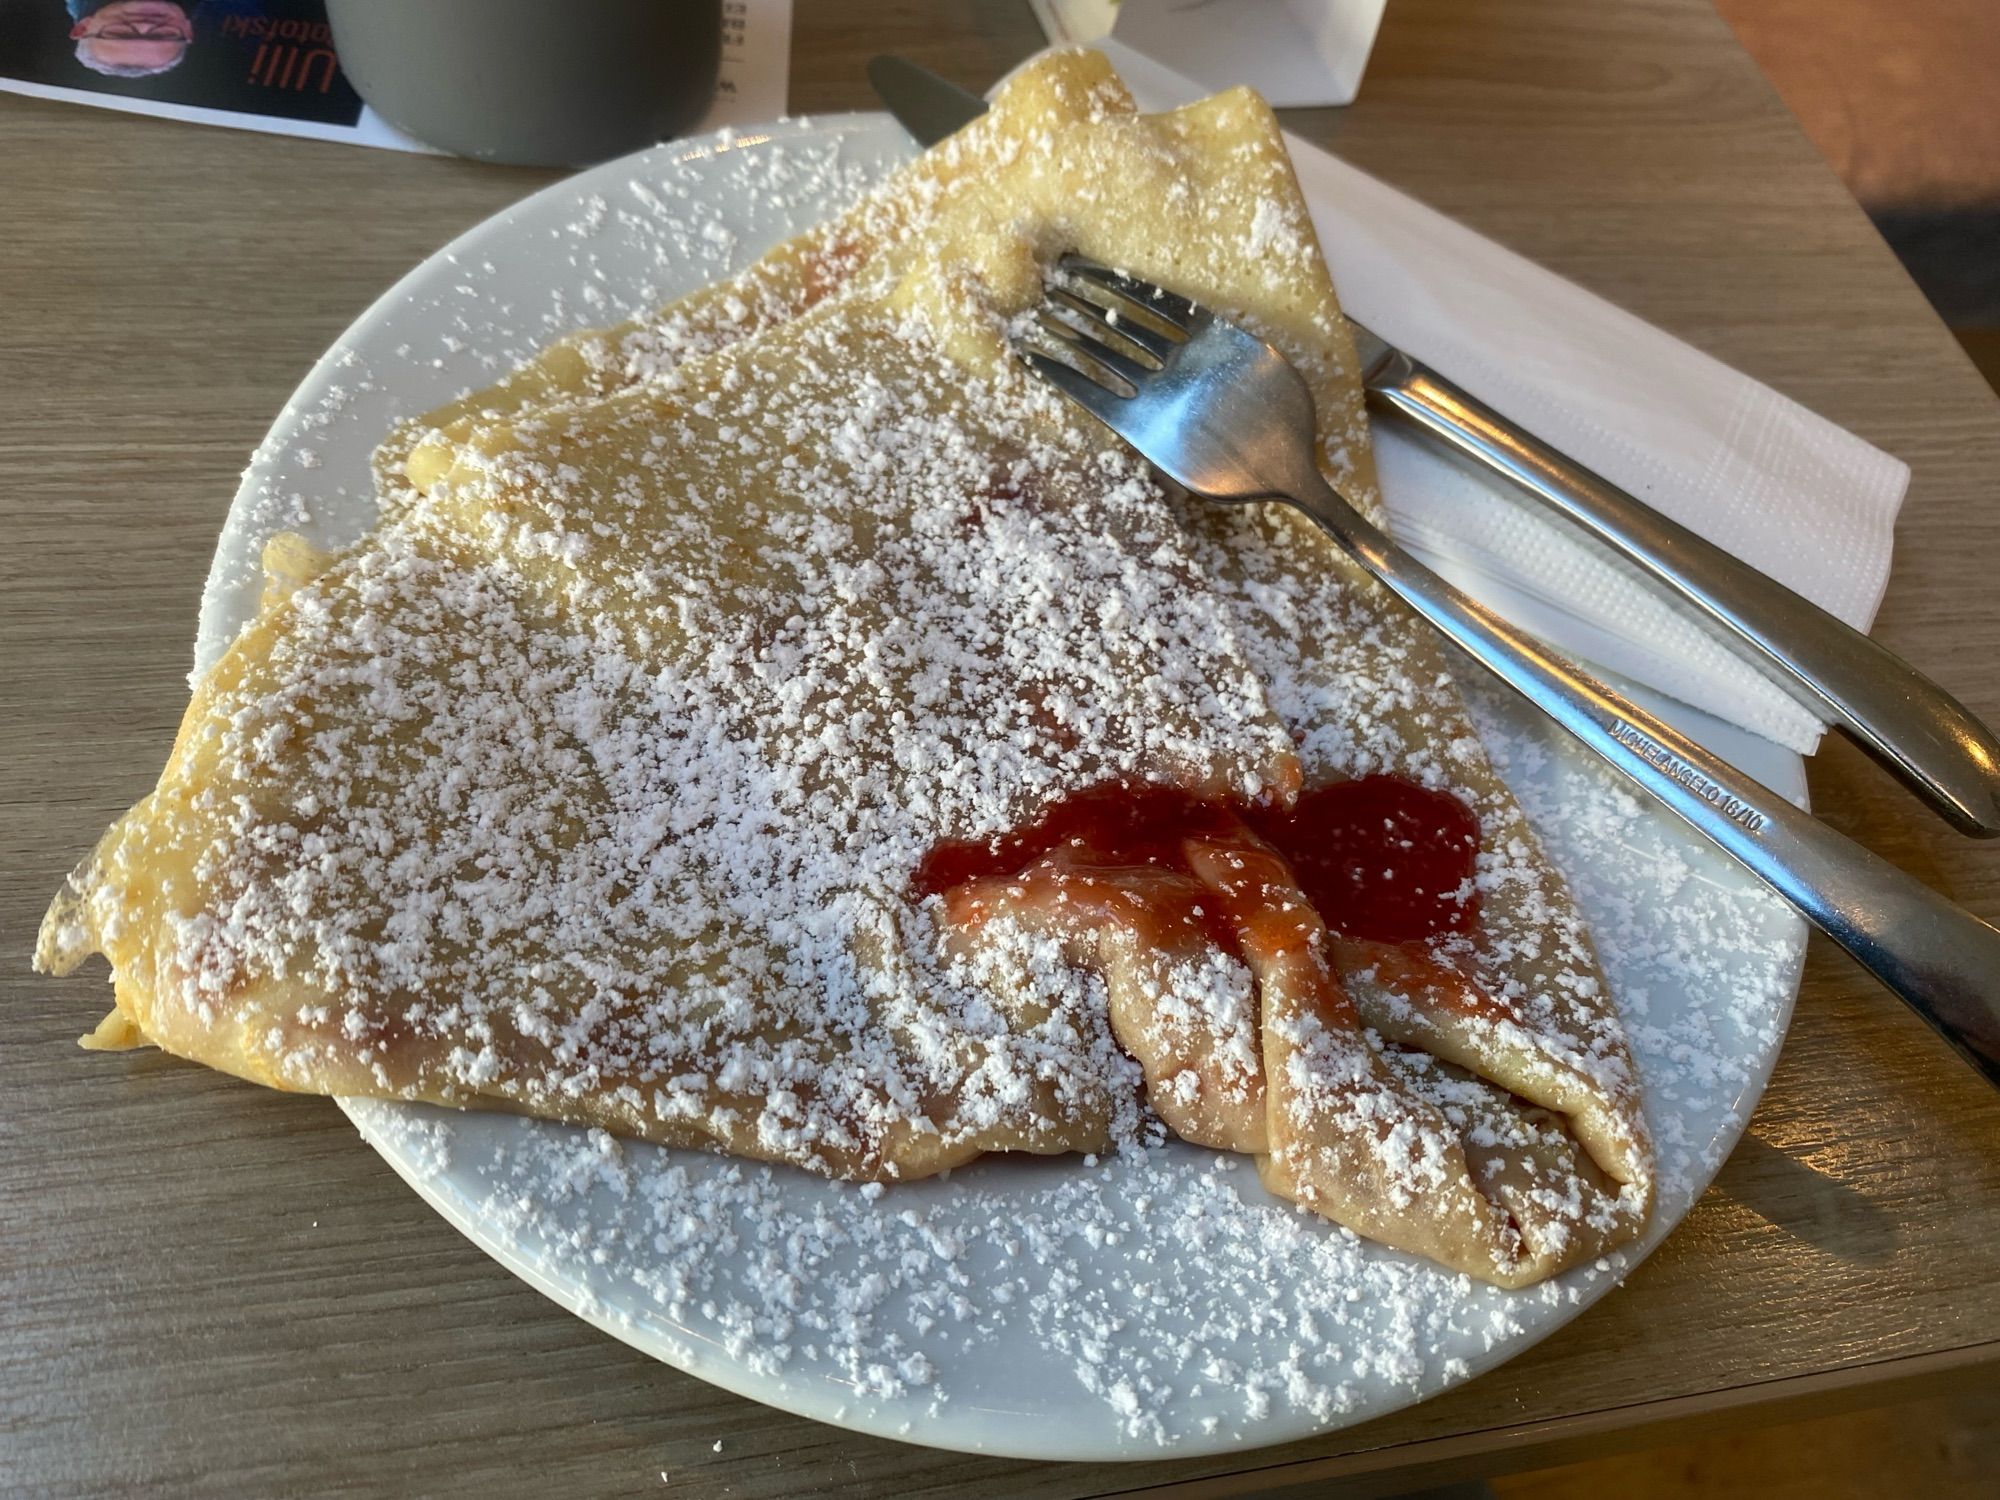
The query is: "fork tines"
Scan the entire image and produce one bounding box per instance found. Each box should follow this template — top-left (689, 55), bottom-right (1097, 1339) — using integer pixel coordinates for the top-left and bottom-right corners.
top-left (1055, 256), bottom-right (1200, 335)
top-left (1021, 256), bottom-right (1200, 397)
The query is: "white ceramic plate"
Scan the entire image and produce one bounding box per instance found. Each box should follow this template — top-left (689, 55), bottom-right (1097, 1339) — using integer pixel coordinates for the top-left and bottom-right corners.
top-left (202, 116), bottom-right (1808, 1461)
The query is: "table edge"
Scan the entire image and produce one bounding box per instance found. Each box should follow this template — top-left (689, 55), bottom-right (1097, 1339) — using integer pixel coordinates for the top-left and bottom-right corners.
top-left (1102, 1339), bottom-right (1999, 1496)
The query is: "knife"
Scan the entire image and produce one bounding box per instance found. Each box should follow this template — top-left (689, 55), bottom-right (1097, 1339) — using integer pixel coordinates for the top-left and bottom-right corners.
top-left (868, 53), bottom-right (2000, 837)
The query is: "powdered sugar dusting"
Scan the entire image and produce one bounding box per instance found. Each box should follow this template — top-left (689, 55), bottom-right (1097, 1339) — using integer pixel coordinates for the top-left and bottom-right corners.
top-left (345, 679), bottom-right (1799, 1452)
top-left (199, 122), bottom-right (903, 683)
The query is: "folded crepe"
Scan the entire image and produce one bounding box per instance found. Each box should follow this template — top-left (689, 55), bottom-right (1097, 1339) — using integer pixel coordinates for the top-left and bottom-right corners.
top-left (39, 51), bottom-right (1652, 1288)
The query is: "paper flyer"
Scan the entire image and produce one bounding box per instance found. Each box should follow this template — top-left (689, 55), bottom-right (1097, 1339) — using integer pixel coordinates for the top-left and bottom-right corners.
top-left (0, 0), bottom-right (793, 155)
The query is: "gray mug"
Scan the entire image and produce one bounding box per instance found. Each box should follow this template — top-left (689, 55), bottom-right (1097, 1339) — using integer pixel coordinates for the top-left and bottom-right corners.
top-left (326, 0), bottom-right (724, 167)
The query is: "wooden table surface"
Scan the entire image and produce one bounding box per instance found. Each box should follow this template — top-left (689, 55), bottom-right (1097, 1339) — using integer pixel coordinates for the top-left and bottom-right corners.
top-left (6, 1), bottom-right (1999, 1495)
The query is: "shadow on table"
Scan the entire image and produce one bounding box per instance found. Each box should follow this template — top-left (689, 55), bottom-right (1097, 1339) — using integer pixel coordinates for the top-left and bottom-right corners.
top-left (1714, 1132), bottom-right (1901, 1266)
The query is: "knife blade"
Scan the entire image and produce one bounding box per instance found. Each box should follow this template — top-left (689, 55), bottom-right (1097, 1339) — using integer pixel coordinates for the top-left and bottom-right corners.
top-left (864, 56), bottom-right (989, 149)
top-left (867, 53), bottom-right (2000, 835)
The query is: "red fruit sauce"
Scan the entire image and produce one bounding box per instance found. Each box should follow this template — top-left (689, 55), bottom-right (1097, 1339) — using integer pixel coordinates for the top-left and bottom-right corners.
top-left (913, 774), bottom-right (1481, 946)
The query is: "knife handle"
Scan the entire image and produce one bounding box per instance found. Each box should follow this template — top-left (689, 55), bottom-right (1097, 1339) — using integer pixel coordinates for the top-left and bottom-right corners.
top-left (1365, 348), bottom-right (2000, 836)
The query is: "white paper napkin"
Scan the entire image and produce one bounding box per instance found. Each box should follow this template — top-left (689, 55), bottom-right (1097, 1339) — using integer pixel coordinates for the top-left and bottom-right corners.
top-left (1032, 0), bottom-right (1387, 107)
top-left (1091, 40), bottom-right (1911, 754)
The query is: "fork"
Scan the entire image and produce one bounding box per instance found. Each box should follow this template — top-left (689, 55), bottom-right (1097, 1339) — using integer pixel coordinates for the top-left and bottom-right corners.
top-left (1019, 255), bottom-right (2000, 1089)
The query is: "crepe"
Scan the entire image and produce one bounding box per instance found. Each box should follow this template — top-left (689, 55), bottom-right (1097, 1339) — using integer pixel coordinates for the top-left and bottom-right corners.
top-left (39, 51), bottom-right (1652, 1288)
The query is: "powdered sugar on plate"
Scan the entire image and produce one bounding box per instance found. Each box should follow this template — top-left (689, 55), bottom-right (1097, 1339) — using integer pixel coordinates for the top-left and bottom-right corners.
top-left (341, 662), bottom-right (1800, 1457)
top-left (213, 116), bottom-right (1807, 1459)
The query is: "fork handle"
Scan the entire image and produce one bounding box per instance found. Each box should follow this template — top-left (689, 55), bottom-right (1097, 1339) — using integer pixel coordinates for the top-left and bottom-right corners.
top-left (1365, 354), bottom-right (2000, 837)
top-left (1287, 472), bottom-right (2000, 1089)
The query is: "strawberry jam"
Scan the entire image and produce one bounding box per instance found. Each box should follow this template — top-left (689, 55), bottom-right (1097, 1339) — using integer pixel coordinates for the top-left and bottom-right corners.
top-left (914, 774), bottom-right (1481, 946)
top-left (1249, 776), bottom-right (1481, 944)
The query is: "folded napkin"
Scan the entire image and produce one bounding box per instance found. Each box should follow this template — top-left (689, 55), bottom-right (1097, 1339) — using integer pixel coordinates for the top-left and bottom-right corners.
top-left (1091, 39), bottom-right (1911, 755)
